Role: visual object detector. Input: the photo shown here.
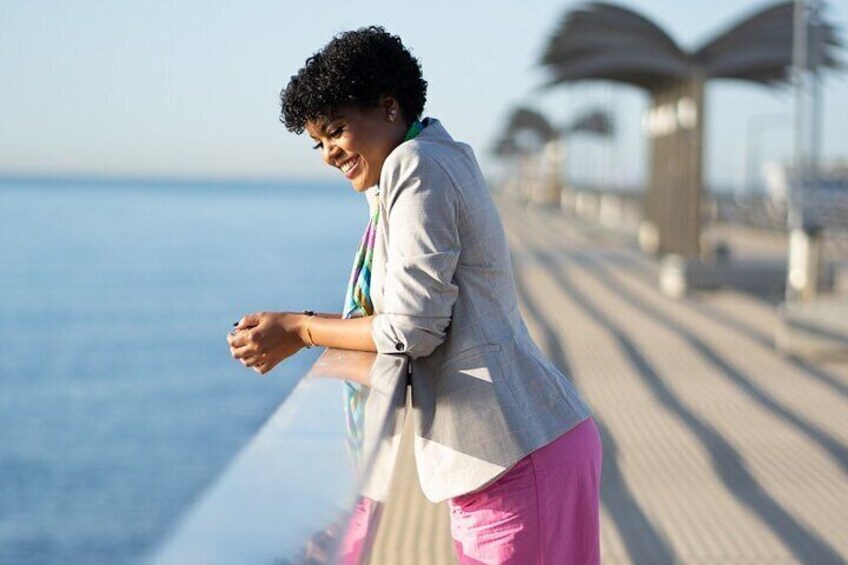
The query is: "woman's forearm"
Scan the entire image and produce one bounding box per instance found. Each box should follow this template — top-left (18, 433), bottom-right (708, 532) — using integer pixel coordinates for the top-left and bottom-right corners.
top-left (299, 313), bottom-right (377, 352)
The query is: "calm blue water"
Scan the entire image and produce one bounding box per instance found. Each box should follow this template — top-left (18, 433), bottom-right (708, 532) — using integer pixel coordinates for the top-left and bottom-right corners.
top-left (0, 178), bottom-right (367, 564)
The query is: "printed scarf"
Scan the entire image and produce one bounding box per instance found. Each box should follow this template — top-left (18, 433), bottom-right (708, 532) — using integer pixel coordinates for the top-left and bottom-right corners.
top-left (342, 119), bottom-right (424, 468)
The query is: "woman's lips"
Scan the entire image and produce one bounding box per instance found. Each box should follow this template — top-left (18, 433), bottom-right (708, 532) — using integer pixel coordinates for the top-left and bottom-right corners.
top-left (342, 156), bottom-right (360, 180)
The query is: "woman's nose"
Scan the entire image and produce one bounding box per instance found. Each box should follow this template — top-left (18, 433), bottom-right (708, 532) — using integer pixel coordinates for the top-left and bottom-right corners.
top-left (323, 142), bottom-right (341, 166)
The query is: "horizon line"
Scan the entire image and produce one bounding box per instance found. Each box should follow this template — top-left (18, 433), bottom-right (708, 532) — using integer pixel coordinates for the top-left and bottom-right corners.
top-left (0, 171), bottom-right (346, 187)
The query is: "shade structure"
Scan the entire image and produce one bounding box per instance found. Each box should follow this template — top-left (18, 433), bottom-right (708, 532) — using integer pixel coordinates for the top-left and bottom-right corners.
top-left (491, 136), bottom-right (522, 158)
top-left (539, 1), bottom-right (844, 258)
top-left (491, 106), bottom-right (617, 207)
top-left (568, 109), bottom-right (615, 136)
top-left (541, 1), bottom-right (843, 91)
top-left (506, 107), bottom-right (559, 148)
top-left (541, 2), bottom-right (690, 90)
top-left (694, 2), bottom-right (843, 83)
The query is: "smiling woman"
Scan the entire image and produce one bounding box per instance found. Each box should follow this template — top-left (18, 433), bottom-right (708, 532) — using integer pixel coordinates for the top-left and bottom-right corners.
top-left (281, 28), bottom-right (427, 192)
top-left (226, 25), bottom-right (602, 564)
top-left (304, 104), bottom-right (408, 191)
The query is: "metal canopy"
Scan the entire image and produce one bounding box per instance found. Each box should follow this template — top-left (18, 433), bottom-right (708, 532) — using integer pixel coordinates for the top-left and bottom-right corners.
top-left (569, 109), bottom-right (614, 136)
top-left (540, 1), bottom-right (843, 91)
top-left (492, 106), bottom-right (615, 155)
top-left (506, 108), bottom-right (558, 143)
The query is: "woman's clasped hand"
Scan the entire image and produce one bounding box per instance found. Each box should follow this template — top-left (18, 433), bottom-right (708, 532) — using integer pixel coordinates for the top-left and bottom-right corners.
top-left (226, 312), bottom-right (309, 375)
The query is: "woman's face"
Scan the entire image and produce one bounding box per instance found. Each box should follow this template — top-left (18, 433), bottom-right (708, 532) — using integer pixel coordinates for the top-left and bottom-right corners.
top-left (305, 101), bottom-right (407, 192)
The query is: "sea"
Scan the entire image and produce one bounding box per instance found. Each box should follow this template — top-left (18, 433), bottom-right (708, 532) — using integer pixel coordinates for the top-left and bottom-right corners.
top-left (0, 177), bottom-right (368, 564)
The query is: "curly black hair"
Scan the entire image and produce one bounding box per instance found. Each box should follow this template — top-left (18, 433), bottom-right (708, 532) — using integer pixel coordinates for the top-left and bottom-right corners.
top-left (280, 26), bottom-right (428, 134)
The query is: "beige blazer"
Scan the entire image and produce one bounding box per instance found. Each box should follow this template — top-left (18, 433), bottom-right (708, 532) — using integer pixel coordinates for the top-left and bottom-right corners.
top-left (366, 117), bottom-right (592, 503)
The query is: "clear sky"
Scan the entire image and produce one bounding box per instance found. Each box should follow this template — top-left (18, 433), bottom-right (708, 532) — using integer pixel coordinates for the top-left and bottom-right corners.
top-left (1, 0), bottom-right (845, 191)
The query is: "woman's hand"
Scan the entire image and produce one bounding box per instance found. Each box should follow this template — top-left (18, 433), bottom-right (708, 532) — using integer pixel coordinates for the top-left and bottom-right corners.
top-left (227, 311), bottom-right (307, 375)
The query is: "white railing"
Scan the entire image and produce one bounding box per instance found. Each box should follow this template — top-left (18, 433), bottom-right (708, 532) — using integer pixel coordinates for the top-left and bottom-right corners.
top-left (145, 349), bottom-right (408, 565)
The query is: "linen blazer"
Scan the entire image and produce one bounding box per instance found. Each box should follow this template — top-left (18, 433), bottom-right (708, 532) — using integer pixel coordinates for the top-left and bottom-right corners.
top-left (366, 117), bottom-right (592, 503)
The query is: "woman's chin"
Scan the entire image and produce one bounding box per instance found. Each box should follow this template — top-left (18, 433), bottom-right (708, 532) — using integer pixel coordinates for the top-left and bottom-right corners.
top-left (351, 178), bottom-right (375, 192)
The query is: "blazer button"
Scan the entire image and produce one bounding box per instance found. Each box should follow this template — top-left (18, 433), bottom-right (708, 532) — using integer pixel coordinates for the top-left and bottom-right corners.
top-left (395, 342), bottom-right (404, 351)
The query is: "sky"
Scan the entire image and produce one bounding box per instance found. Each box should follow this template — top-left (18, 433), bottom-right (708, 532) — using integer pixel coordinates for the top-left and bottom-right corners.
top-left (1, 0), bottom-right (846, 191)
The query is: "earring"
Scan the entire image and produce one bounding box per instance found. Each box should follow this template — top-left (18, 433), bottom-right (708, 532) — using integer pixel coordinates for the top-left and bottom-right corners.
top-left (388, 110), bottom-right (396, 122)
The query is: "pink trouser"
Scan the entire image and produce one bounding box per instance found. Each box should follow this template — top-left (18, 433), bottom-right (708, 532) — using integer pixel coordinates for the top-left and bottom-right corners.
top-left (448, 417), bottom-right (603, 565)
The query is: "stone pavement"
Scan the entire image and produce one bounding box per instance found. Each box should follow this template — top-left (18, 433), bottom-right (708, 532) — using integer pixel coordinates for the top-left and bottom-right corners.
top-left (367, 194), bottom-right (848, 564)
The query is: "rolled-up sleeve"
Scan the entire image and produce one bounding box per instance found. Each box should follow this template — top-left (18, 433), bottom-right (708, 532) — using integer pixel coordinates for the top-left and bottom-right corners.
top-left (371, 149), bottom-right (461, 359)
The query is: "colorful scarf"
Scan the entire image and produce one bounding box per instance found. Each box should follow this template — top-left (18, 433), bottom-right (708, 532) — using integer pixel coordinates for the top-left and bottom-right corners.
top-left (342, 119), bottom-right (424, 468)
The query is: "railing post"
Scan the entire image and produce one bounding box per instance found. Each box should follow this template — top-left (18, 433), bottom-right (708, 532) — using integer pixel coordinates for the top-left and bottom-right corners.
top-left (787, 221), bottom-right (824, 302)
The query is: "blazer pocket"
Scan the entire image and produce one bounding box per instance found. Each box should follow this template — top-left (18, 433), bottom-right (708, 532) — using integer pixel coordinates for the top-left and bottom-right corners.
top-left (439, 343), bottom-right (503, 370)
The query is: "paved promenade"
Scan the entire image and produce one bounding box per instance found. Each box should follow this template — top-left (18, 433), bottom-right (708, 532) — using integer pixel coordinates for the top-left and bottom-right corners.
top-left (368, 194), bottom-right (848, 564)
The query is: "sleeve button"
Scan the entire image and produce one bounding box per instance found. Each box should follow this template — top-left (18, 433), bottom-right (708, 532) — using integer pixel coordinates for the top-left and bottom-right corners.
top-left (395, 342), bottom-right (404, 351)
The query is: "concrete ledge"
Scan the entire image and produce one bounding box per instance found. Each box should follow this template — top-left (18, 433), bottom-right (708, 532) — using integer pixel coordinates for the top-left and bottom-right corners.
top-left (660, 255), bottom-right (785, 298)
top-left (659, 255), bottom-right (835, 299)
top-left (776, 299), bottom-right (848, 360)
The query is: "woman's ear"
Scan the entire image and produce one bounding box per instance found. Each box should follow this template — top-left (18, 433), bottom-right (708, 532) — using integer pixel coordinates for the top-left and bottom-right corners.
top-left (381, 96), bottom-right (400, 123)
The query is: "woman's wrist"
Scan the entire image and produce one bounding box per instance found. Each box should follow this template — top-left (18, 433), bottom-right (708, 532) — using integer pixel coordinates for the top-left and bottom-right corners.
top-left (313, 311), bottom-right (344, 319)
top-left (296, 311), bottom-right (314, 348)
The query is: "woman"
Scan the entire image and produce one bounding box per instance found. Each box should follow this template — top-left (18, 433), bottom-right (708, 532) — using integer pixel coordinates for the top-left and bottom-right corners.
top-left (227, 26), bottom-right (602, 564)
